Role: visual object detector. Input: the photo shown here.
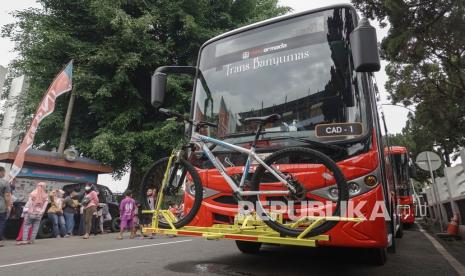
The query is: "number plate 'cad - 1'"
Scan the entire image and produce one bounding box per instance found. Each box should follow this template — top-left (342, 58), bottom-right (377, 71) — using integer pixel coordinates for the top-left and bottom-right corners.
top-left (315, 123), bottom-right (363, 137)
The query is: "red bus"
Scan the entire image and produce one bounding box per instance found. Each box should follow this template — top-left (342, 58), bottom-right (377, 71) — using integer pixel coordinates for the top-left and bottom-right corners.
top-left (390, 146), bottom-right (415, 228)
top-left (148, 4), bottom-right (402, 265)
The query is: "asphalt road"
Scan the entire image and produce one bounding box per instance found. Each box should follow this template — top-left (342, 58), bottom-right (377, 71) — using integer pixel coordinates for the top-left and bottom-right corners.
top-left (0, 225), bottom-right (460, 276)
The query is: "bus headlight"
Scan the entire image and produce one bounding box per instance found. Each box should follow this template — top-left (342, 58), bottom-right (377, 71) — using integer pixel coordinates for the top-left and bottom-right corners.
top-left (311, 167), bottom-right (381, 201)
top-left (186, 185), bottom-right (220, 199)
top-left (328, 187), bottom-right (339, 200)
top-left (348, 182), bottom-right (361, 196)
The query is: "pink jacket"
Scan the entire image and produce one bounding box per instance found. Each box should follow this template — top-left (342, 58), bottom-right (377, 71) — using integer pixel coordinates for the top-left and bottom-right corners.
top-left (84, 191), bottom-right (99, 209)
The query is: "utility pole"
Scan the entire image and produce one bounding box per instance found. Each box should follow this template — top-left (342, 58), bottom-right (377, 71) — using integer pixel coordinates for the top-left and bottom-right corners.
top-left (58, 90), bottom-right (76, 154)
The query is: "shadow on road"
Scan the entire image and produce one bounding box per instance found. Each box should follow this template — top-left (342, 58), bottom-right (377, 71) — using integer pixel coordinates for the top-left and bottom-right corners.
top-left (164, 224), bottom-right (458, 276)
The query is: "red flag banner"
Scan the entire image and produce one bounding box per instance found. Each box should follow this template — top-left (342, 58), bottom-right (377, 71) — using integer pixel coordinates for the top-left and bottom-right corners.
top-left (9, 60), bottom-right (73, 181)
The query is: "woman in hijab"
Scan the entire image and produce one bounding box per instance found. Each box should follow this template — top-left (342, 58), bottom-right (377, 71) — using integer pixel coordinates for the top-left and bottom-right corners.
top-left (47, 189), bottom-right (66, 238)
top-left (17, 182), bottom-right (48, 245)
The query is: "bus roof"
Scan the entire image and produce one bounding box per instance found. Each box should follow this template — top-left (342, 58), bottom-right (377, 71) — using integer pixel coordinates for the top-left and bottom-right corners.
top-left (388, 146), bottom-right (408, 154)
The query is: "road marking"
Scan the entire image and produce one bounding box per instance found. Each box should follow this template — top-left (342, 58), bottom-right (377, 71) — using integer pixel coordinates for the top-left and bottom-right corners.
top-left (0, 239), bottom-right (192, 269)
top-left (418, 224), bottom-right (465, 275)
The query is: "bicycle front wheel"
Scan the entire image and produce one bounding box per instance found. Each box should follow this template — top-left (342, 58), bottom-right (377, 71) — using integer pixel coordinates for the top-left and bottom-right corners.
top-left (140, 157), bottom-right (203, 229)
top-left (250, 147), bottom-right (349, 238)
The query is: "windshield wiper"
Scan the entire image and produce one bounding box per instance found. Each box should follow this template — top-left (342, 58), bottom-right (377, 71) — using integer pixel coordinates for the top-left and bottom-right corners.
top-left (221, 132), bottom-right (346, 154)
top-left (269, 136), bottom-right (346, 153)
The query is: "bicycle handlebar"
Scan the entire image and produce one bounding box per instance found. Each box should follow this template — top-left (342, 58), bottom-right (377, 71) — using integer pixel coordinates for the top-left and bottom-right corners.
top-left (159, 108), bottom-right (218, 129)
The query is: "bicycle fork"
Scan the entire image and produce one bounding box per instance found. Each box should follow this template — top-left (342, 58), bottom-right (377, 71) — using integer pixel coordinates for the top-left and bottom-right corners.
top-left (153, 151), bottom-right (176, 229)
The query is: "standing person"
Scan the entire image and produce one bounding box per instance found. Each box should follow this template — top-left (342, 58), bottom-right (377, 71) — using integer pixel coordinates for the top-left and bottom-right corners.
top-left (47, 189), bottom-right (66, 238)
top-left (92, 203), bottom-right (103, 235)
top-left (96, 203), bottom-right (108, 234)
top-left (142, 188), bottom-right (156, 226)
top-left (0, 166), bottom-right (12, 247)
top-left (82, 183), bottom-right (99, 239)
top-left (78, 204), bottom-right (85, 236)
top-left (146, 188), bottom-right (156, 211)
top-left (118, 190), bottom-right (136, 240)
top-left (63, 191), bottom-right (78, 237)
top-left (144, 189), bottom-right (157, 238)
top-left (17, 182), bottom-right (48, 245)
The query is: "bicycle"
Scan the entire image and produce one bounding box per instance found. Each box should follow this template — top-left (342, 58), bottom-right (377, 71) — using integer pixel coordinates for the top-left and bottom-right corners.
top-left (141, 108), bottom-right (349, 238)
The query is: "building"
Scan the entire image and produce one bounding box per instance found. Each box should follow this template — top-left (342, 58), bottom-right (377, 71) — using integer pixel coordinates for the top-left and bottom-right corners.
top-left (0, 149), bottom-right (112, 202)
top-left (0, 65), bottom-right (6, 91)
top-left (0, 73), bottom-right (28, 154)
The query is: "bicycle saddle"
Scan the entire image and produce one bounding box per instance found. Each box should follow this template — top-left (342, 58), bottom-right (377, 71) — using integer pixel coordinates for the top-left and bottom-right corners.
top-left (243, 114), bottom-right (281, 125)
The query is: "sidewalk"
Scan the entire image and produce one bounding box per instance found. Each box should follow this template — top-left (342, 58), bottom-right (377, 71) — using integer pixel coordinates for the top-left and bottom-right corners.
top-left (420, 220), bottom-right (465, 267)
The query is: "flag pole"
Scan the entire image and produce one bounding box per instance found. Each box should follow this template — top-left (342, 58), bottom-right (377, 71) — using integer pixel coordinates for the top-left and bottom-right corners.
top-left (58, 89), bottom-right (75, 154)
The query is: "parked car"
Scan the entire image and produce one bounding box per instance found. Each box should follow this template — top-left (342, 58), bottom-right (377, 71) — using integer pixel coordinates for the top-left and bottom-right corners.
top-left (5, 183), bottom-right (120, 239)
top-left (4, 201), bottom-right (26, 239)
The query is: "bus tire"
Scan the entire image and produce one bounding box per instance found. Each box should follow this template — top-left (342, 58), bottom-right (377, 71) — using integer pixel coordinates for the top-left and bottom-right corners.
top-left (235, 241), bottom-right (262, 254)
top-left (403, 222), bottom-right (413, 229)
top-left (387, 201), bottom-right (397, 253)
top-left (387, 233), bottom-right (396, 253)
top-left (372, 247), bottom-right (387, 266)
top-left (395, 221), bottom-right (404, 238)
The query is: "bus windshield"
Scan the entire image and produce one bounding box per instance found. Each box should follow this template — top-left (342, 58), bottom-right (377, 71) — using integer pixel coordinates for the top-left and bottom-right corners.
top-left (193, 7), bottom-right (368, 143)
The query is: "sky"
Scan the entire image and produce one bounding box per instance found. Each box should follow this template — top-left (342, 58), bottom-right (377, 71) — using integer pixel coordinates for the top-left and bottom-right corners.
top-left (0, 0), bottom-right (411, 192)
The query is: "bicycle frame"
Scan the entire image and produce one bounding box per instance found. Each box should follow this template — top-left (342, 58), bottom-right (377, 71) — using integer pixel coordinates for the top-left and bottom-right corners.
top-left (191, 132), bottom-right (292, 197)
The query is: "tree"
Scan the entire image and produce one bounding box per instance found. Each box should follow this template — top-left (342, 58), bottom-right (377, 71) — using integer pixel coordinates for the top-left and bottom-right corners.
top-left (352, 0), bottom-right (465, 165)
top-left (2, 0), bottom-right (290, 193)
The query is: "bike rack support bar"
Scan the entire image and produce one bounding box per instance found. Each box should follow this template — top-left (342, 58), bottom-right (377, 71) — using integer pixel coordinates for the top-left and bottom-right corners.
top-left (297, 218), bottom-right (325, 239)
top-left (141, 211), bottom-right (364, 248)
top-left (161, 210), bottom-right (177, 230)
top-left (203, 233), bottom-right (225, 239)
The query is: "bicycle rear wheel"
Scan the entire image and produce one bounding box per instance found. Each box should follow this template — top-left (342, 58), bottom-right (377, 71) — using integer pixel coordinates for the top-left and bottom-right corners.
top-left (140, 157), bottom-right (203, 229)
top-left (250, 147), bottom-right (349, 238)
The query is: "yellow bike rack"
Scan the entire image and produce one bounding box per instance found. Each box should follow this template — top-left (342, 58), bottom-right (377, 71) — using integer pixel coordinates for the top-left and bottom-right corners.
top-left (142, 210), bottom-right (364, 248)
top-left (142, 150), bottom-right (364, 247)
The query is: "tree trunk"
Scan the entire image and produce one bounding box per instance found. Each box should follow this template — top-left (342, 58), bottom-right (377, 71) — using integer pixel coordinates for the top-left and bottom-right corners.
top-left (127, 168), bottom-right (143, 199)
top-left (58, 91), bottom-right (76, 153)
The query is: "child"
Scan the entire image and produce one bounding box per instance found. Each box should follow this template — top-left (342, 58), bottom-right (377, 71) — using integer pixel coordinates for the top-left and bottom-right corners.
top-left (118, 190), bottom-right (136, 240)
top-left (132, 201), bottom-right (143, 239)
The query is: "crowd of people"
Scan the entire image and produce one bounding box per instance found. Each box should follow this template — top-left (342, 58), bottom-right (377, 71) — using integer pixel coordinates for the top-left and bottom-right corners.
top-left (15, 182), bottom-right (108, 245)
top-left (0, 168), bottom-right (160, 247)
top-left (0, 167), bottom-right (12, 247)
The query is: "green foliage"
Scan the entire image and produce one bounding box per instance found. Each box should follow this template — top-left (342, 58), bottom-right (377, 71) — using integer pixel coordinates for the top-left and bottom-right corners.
top-left (353, 0), bottom-right (465, 165)
top-left (387, 124), bottom-right (442, 184)
top-left (2, 0), bottom-right (290, 191)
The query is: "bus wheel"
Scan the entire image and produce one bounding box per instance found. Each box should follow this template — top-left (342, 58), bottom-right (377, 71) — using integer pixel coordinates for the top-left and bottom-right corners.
top-left (395, 221), bottom-right (404, 238)
top-left (371, 247), bottom-right (387, 265)
top-left (403, 222), bottom-right (413, 229)
top-left (387, 234), bottom-right (396, 253)
top-left (235, 241), bottom-right (261, 254)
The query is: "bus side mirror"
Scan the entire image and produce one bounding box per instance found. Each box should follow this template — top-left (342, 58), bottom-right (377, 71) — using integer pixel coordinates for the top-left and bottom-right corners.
top-left (151, 72), bottom-right (167, 108)
top-left (151, 66), bottom-right (197, 108)
top-left (350, 18), bottom-right (381, 72)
